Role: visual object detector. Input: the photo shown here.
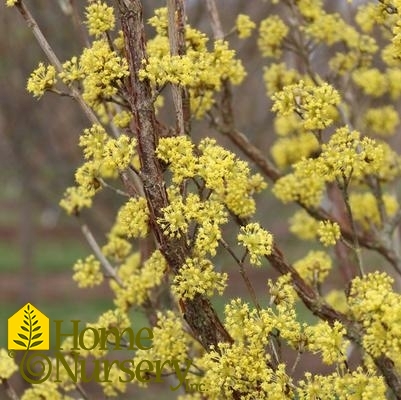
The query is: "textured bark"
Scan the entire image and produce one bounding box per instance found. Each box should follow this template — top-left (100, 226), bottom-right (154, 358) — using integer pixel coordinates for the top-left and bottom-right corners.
top-left (117, 0), bottom-right (233, 351)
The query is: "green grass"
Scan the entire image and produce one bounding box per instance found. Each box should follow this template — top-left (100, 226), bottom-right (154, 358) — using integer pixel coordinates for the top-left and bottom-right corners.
top-left (0, 239), bottom-right (89, 273)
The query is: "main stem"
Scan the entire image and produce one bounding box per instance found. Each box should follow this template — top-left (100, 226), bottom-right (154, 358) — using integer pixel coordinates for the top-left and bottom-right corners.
top-left (117, 0), bottom-right (233, 351)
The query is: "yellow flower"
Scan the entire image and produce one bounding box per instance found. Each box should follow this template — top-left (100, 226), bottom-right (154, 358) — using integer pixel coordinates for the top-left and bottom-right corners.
top-left (85, 1), bottom-right (115, 37)
top-left (72, 254), bottom-right (103, 288)
top-left (294, 250), bottom-right (332, 285)
top-left (115, 197), bottom-right (149, 239)
top-left (0, 348), bottom-right (18, 379)
top-left (305, 321), bottom-right (348, 364)
top-left (236, 14), bottom-right (256, 39)
top-left (59, 185), bottom-right (95, 215)
top-left (5, 0), bottom-right (17, 6)
top-left (258, 15), bottom-right (289, 58)
top-left (271, 81), bottom-right (340, 131)
top-left (238, 223), bottom-right (273, 266)
top-left (27, 63), bottom-right (57, 98)
top-left (173, 258), bottom-right (227, 299)
top-left (363, 106), bottom-right (400, 136)
top-left (317, 220), bottom-right (341, 246)
top-left (289, 210), bottom-right (320, 240)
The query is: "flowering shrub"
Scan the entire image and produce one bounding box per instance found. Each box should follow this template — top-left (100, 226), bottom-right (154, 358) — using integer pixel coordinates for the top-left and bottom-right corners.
top-left (4, 0), bottom-right (401, 399)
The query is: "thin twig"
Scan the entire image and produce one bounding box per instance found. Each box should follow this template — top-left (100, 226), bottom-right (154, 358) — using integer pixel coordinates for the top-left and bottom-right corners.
top-left (219, 239), bottom-right (261, 311)
top-left (15, 1), bottom-right (99, 125)
top-left (81, 223), bottom-right (124, 286)
top-left (1, 379), bottom-right (19, 400)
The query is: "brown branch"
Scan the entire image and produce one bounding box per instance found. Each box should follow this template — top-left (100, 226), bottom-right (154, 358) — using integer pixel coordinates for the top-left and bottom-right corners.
top-left (15, 1), bottom-right (99, 125)
top-left (117, 0), bottom-right (233, 351)
top-left (167, 0), bottom-right (191, 135)
top-left (266, 244), bottom-right (401, 399)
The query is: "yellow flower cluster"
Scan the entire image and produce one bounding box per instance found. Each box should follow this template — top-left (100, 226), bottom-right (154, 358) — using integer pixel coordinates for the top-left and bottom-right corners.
top-left (85, 1), bottom-right (115, 37)
top-left (297, 368), bottom-right (386, 400)
top-left (319, 127), bottom-right (385, 181)
top-left (101, 234), bottom-right (131, 263)
top-left (140, 8), bottom-right (245, 118)
top-left (294, 250), bottom-right (332, 285)
top-left (72, 254), bottom-right (103, 288)
top-left (274, 124), bottom-right (392, 207)
top-left (110, 251), bottom-right (166, 310)
top-left (289, 210), bottom-right (320, 240)
top-left (325, 289), bottom-right (348, 314)
top-left (60, 124), bottom-right (136, 215)
top-left (271, 132), bottom-right (320, 169)
top-left (113, 197), bottom-right (149, 239)
top-left (258, 15), bottom-right (289, 58)
top-left (263, 63), bottom-right (300, 97)
top-left (350, 191), bottom-right (398, 230)
top-left (5, 0), bottom-right (17, 6)
top-left (82, 132), bottom-right (136, 177)
top-left (363, 106), bottom-right (400, 136)
top-left (60, 39), bottom-right (129, 108)
top-left (79, 309), bottom-right (131, 359)
top-left (269, 276), bottom-right (302, 348)
top-left (59, 186), bottom-right (94, 215)
top-left (99, 363), bottom-right (127, 396)
top-left (348, 272), bottom-right (401, 362)
top-left (27, 63), bottom-right (57, 98)
top-left (272, 158), bottom-right (326, 206)
top-left (156, 136), bottom-right (196, 184)
top-left (134, 310), bottom-right (190, 374)
top-left (112, 110), bottom-right (132, 128)
top-left (0, 348), bottom-right (17, 379)
top-left (157, 136), bottom-right (266, 221)
top-left (305, 321), bottom-right (348, 364)
top-left (236, 14), bottom-right (256, 39)
top-left (21, 381), bottom-right (74, 400)
top-left (173, 257), bottom-right (227, 299)
top-left (272, 81), bottom-right (340, 131)
top-left (317, 220), bottom-right (341, 247)
top-left (237, 223), bottom-right (273, 266)
top-left (352, 68), bottom-right (387, 97)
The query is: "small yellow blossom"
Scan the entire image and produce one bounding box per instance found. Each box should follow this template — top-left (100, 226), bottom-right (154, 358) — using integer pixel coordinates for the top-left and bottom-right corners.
top-left (258, 15), bottom-right (289, 58)
top-left (72, 254), bottom-right (103, 288)
top-left (317, 220), bottom-right (341, 246)
top-left (85, 1), bottom-right (115, 37)
top-left (27, 63), bottom-right (57, 98)
top-left (363, 106), bottom-right (400, 136)
top-left (110, 251), bottom-right (166, 310)
top-left (294, 250), bottom-right (332, 285)
top-left (305, 321), bottom-right (348, 364)
top-left (325, 289), bottom-right (348, 313)
top-left (263, 63), bottom-right (300, 97)
top-left (350, 191), bottom-right (398, 230)
top-left (236, 14), bottom-right (256, 39)
top-left (352, 68), bottom-right (387, 97)
top-left (271, 133), bottom-right (320, 169)
top-left (173, 258), bottom-right (227, 299)
top-left (59, 185), bottom-right (95, 215)
top-left (0, 348), bottom-right (18, 379)
top-left (59, 56), bottom-right (83, 85)
top-left (21, 381), bottom-right (72, 400)
top-left (289, 210), bottom-right (320, 240)
top-left (238, 223), bottom-right (273, 266)
top-left (102, 234), bottom-right (132, 263)
top-left (115, 197), bottom-right (149, 239)
top-left (272, 81), bottom-right (340, 131)
top-left (272, 158), bottom-right (325, 207)
top-left (5, 0), bottom-right (17, 6)
top-left (112, 110), bottom-right (132, 128)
